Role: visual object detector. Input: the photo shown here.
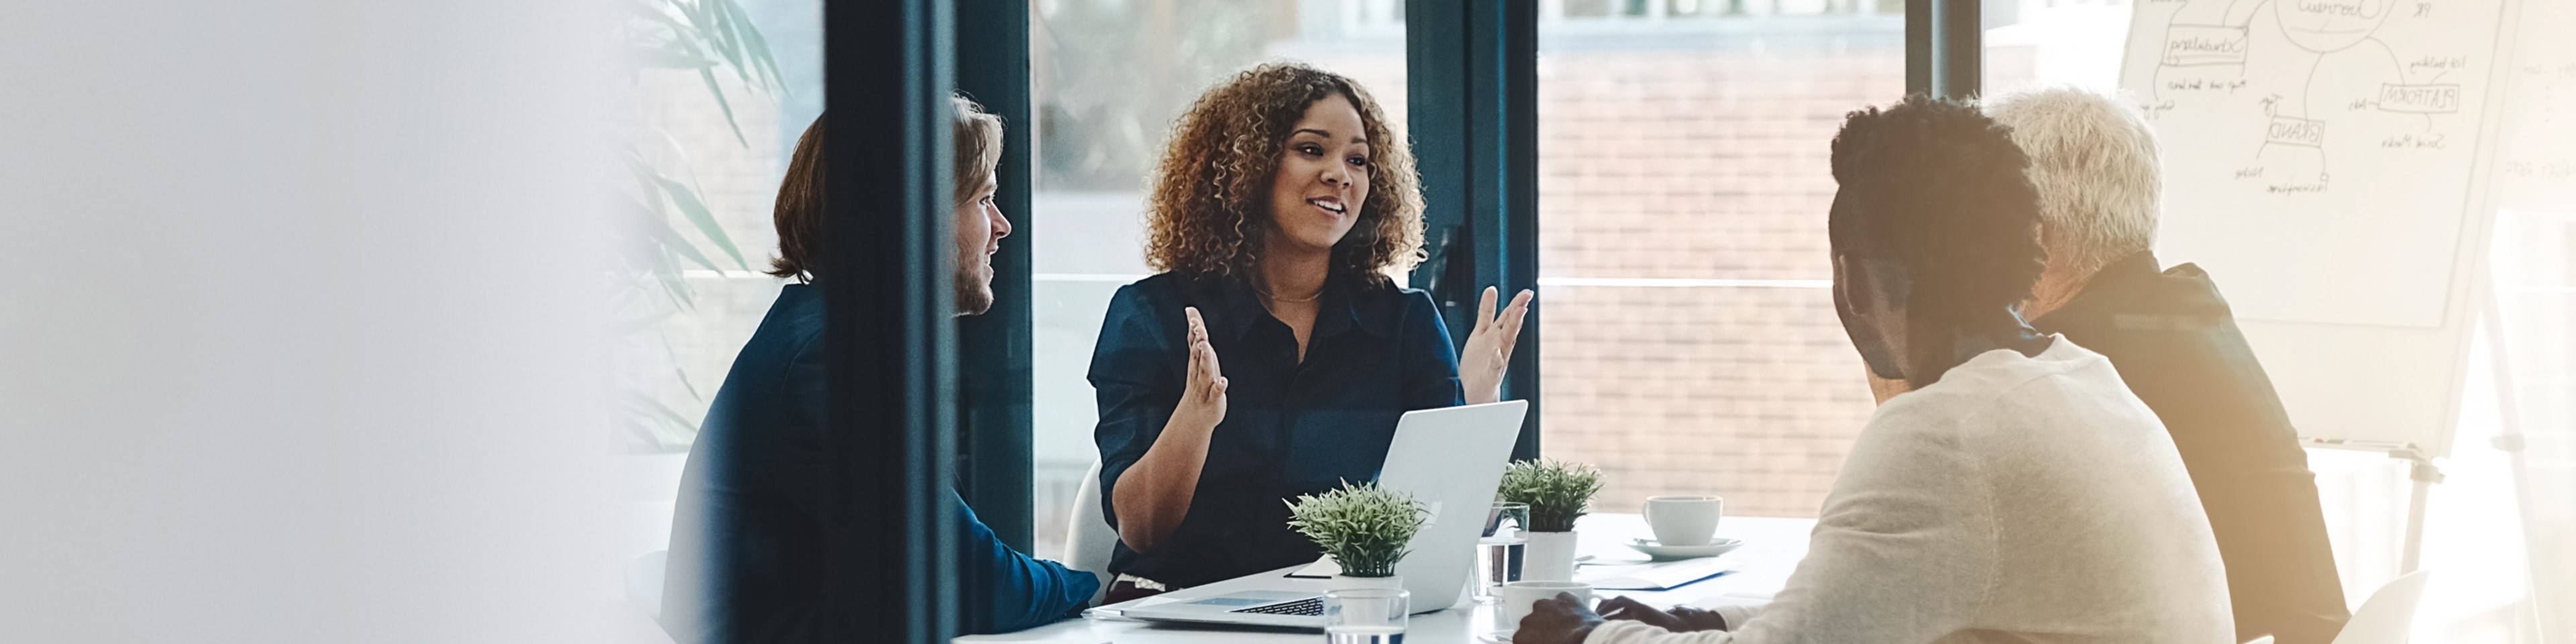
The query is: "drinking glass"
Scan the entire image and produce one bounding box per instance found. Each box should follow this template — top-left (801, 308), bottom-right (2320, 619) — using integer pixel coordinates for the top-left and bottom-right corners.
top-left (1323, 588), bottom-right (1409, 644)
top-left (1474, 501), bottom-right (1529, 603)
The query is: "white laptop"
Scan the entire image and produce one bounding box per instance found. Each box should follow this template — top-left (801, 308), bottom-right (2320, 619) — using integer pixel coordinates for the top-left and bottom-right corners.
top-left (1108, 400), bottom-right (1529, 629)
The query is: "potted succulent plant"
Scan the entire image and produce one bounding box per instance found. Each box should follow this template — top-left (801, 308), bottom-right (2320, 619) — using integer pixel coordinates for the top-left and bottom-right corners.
top-left (1286, 480), bottom-right (1430, 590)
top-left (1497, 460), bottom-right (1605, 582)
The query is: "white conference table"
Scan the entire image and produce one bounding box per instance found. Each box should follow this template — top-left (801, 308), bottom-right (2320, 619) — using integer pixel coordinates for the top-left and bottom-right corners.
top-left (957, 513), bottom-right (1817, 643)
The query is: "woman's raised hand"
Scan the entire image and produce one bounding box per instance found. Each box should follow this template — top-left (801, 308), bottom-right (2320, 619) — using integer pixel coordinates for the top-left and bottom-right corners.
top-left (1458, 286), bottom-right (1534, 405)
top-left (1175, 307), bottom-right (1229, 430)
top-left (1112, 307), bottom-right (1231, 553)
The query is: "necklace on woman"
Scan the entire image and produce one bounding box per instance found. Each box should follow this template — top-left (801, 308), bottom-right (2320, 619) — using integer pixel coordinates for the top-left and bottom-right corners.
top-left (1257, 284), bottom-right (1324, 303)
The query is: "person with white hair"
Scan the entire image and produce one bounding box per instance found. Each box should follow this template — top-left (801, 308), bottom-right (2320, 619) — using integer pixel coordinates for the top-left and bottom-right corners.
top-left (1988, 86), bottom-right (2351, 644)
top-left (1514, 95), bottom-right (2232, 644)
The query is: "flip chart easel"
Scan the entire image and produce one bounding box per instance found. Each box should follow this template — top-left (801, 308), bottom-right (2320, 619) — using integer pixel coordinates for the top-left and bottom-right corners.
top-left (2298, 440), bottom-right (2445, 574)
top-left (2296, 272), bottom-right (2540, 579)
top-left (2117, 0), bottom-right (2536, 584)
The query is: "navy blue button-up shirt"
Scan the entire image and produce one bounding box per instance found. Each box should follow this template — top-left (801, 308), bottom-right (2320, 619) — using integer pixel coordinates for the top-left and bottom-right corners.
top-left (1088, 273), bottom-right (1464, 588)
top-left (665, 284), bottom-right (1097, 642)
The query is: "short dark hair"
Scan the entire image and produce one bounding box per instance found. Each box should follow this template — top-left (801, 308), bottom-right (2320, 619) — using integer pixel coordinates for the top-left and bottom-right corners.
top-left (1827, 95), bottom-right (2045, 321)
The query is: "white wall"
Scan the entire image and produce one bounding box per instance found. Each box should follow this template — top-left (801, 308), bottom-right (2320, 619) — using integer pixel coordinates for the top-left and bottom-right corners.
top-left (0, 1), bottom-right (621, 641)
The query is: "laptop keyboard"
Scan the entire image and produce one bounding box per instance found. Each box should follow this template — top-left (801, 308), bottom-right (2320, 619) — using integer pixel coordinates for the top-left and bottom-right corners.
top-left (1229, 597), bottom-right (1324, 616)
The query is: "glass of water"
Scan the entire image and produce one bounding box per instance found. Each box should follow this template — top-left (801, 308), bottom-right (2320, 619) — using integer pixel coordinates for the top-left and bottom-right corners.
top-left (1474, 502), bottom-right (1529, 603)
top-left (1324, 587), bottom-right (1408, 643)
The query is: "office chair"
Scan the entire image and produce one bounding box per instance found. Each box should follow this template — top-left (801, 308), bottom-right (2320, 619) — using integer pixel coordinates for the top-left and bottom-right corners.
top-left (1062, 458), bottom-right (1118, 605)
top-left (627, 549), bottom-right (668, 623)
top-left (2329, 569), bottom-right (2434, 644)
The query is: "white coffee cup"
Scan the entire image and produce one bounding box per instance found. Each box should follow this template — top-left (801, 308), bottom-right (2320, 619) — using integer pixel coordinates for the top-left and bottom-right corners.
top-left (1643, 495), bottom-right (1725, 546)
top-left (1497, 580), bottom-right (1593, 627)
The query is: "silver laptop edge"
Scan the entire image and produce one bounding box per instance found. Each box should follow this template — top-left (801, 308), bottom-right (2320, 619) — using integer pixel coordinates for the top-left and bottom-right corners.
top-left (1115, 400), bottom-right (1530, 629)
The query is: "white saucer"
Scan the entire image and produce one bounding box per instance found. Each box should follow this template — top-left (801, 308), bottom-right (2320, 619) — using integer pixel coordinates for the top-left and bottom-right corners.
top-left (1625, 537), bottom-right (1743, 561)
top-left (1480, 631), bottom-right (1514, 643)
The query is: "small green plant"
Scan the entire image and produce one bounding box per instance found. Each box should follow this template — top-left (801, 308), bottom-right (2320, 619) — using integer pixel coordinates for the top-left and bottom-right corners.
top-left (1498, 460), bottom-right (1605, 532)
top-left (1285, 480), bottom-right (1429, 578)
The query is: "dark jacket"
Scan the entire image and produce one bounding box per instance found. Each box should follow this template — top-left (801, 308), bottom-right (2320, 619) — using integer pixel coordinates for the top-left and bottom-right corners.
top-left (1088, 273), bottom-right (1465, 588)
top-left (2032, 252), bottom-right (2351, 644)
top-left (662, 284), bottom-right (1097, 643)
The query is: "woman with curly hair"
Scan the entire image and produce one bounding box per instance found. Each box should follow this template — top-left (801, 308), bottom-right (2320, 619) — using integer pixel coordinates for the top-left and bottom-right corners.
top-left (1086, 62), bottom-right (1532, 600)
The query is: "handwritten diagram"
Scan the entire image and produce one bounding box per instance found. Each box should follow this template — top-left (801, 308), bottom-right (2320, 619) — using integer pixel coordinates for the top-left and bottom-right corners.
top-left (2118, 0), bottom-right (2512, 327)
top-left (2493, 0), bottom-right (2575, 211)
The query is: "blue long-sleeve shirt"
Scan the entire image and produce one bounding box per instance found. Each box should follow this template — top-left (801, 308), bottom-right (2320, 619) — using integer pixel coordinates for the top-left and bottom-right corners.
top-left (663, 284), bottom-right (1097, 642)
top-left (1088, 273), bottom-right (1465, 588)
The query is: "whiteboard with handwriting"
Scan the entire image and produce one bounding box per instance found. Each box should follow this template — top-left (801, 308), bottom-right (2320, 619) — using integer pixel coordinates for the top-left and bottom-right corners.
top-left (2121, 0), bottom-right (2510, 327)
top-left (2492, 0), bottom-right (2576, 213)
top-left (2116, 0), bottom-right (2525, 453)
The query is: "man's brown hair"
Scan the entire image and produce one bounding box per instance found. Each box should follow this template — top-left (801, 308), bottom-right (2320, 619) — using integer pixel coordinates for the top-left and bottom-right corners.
top-left (765, 95), bottom-right (1005, 282)
top-left (766, 118), bottom-right (826, 280)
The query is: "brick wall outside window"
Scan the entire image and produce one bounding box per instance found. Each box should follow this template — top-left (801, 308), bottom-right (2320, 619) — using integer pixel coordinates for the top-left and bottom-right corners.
top-left (1536, 37), bottom-right (1902, 519)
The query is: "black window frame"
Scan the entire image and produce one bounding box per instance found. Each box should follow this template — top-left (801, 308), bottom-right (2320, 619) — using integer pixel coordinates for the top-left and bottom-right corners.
top-left (825, 0), bottom-right (959, 641)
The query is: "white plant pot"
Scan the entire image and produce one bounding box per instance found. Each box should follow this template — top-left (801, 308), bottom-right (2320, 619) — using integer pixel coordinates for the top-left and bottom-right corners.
top-left (1522, 531), bottom-right (1579, 582)
top-left (1327, 574), bottom-right (1405, 591)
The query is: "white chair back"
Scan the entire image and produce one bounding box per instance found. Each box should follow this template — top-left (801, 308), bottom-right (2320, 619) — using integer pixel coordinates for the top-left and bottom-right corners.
top-left (1063, 458), bottom-right (1119, 605)
top-left (627, 549), bottom-right (668, 623)
top-left (2330, 570), bottom-right (2434, 644)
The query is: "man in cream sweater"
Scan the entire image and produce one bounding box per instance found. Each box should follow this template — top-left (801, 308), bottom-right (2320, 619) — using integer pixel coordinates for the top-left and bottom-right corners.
top-left (1516, 96), bottom-right (2234, 643)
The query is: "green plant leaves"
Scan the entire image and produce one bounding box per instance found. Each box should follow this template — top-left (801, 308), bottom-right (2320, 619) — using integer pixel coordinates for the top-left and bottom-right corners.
top-left (619, 150), bottom-right (744, 277)
top-left (651, 171), bottom-right (750, 272)
top-left (621, 0), bottom-right (786, 147)
top-left (610, 0), bottom-right (781, 452)
top-left (1499, 460), bottom-right (1606, 533)
top-left (621, 388), bottom-right (703, 451)
top-left (628, 44), bottom-right (722, 70)
top-left (1285, 480), bottom-right (1429, 578)
top-left (697, 68), bottom-right (749, 147)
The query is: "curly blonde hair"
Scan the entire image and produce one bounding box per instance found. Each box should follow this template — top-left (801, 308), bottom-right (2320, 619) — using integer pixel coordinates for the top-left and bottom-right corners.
top-left (1143, 62), bottom-right (1425, 284)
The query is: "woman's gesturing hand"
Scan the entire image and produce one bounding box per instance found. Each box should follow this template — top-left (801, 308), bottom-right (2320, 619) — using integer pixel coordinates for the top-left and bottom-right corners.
top-left (1458, 286), bottom-right (1534, 405)
top-left (1175, 307), bottom-right (1228, 431)
top-left (1111, 307), bottom-right (1230, 553)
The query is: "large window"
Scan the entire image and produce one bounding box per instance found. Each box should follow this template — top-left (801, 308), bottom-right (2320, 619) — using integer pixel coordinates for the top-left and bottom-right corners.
top-left (1981, 0), bottom-right (2132, 93)
top-left (614, 0), bottom-right (822, 454)
top-left (1534, 0), bottom-right (1903, 519)
top-left (611, 0), bottom-right (822, 572)
top-left (1027, 0), bottom-right (1408, 559)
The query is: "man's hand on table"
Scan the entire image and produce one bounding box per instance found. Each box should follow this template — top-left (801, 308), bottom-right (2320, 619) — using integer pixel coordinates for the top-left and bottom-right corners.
top-left (1597, 596), bottom-right (1730, 632)
top-left (1515, 593), bottom-right (1604, 644)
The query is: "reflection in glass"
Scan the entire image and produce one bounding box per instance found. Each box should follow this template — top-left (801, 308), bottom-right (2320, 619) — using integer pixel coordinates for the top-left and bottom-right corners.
top-left (1324, 587), bottom-right (1410, 644)
top-left (1475, 501), bottom-right (1530, 603)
